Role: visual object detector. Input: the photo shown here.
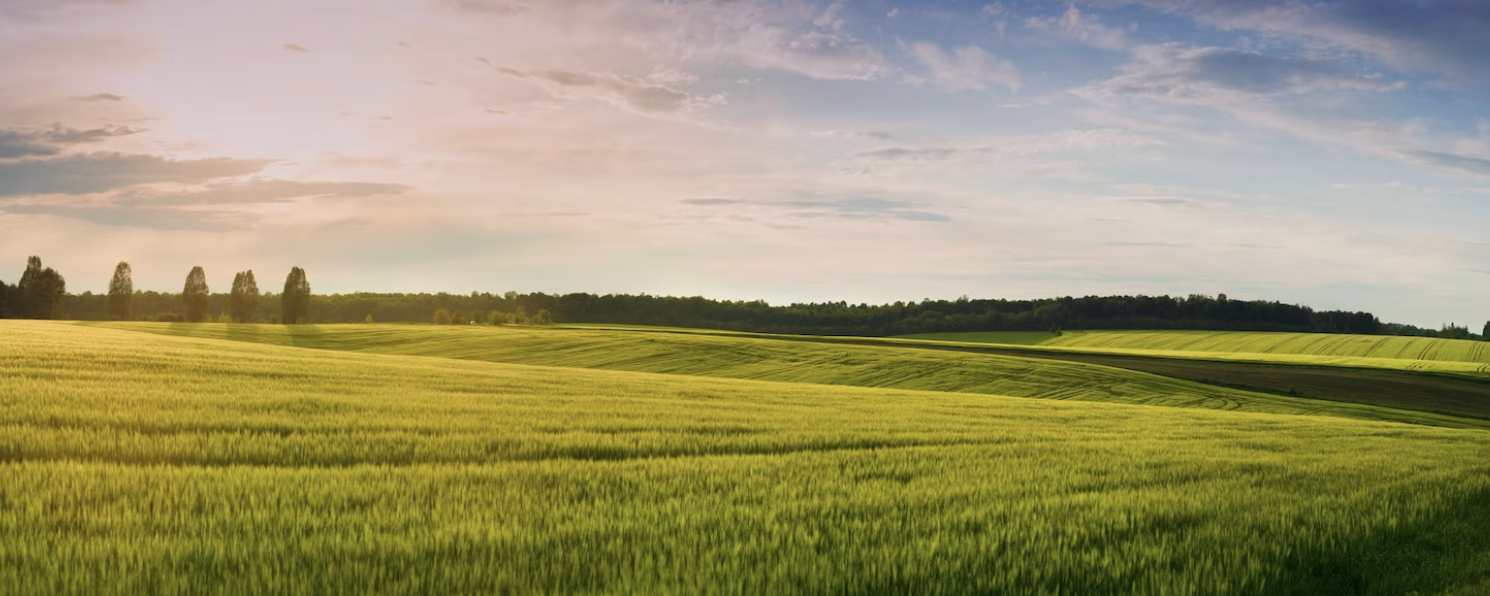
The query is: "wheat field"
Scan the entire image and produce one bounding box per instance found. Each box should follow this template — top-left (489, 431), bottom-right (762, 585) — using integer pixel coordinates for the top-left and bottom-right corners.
top-left (3, 321), bottom-right (1490, 595)
top-left (90, 322), bottom-right (1490, 428)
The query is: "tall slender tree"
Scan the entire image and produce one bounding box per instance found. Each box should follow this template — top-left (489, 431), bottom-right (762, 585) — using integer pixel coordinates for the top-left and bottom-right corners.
top-left (107, 262), bottom-right (134, 321)
top-left (1483, 321), bottom-right (1489, 341)
top-left (0, 278), bottom-right (11, 318)
top-left (182, 266), bottom-right (210, 322)
top-left (280, 267), bottom-right (311, 324)
top-left (17, 256), bottom-right (65, 319)
top-left (230, 270), bottom-right (260, 323)
top-left (230, 272), bottom-right (243, 319)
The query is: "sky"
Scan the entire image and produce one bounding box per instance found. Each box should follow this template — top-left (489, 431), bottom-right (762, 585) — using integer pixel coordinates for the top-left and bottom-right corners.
top-left (1, 0), bottom-right (1488, 327)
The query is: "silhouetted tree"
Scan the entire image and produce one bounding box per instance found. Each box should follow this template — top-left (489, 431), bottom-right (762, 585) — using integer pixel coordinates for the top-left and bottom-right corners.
top-left (18, 256), bottom-right (66, 319)
top-left (230, 270), bottom-right (260, 323)
top-left (280, 267), bottom-right (311, 324)
top-left (1484, 321), bottom-right (1490, 341)
top-left (1441, 323), bottom-right (1471, 340)
top-left (0, 278), bottom-right (10, 318)
top-left (182, 266), bottom-right (210, 322)
top-left (107, 262), bottom-right (133, 320)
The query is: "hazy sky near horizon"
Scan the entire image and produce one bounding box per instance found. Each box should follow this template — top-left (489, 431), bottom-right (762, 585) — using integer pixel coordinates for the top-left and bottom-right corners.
top-left (2, 0), bottom-right (1488, 326)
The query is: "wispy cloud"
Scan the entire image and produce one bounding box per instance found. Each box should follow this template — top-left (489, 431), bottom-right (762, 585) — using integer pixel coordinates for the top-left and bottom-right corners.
top-left (848, 129), bottom-right (1163, 172)
top-left (0, 203), bottom-right (258, 232)
top-left (811, 130), bottom-right (893, 141)
top-left (71, 92), bottom-right (125, 102)
top-left (906, 42), bottom-right (1020, 92)
top-left (1083, 0), bottom-right (1490, 83)
top-left (1401, 150), bottom-right (1490, 178)
top-left (116, 179), bottom-right (412, 206)
top-left (499, 68), bottom-right (725, 117)
top-left (1078, 44), bottom-right (1403, 102)
top-left (0, 124), bottom-right (145, 159)
top-left (680, 195), bottom-right (952, 224)
top-left (0, 153), bottom-right (271, 197)
top-left (449, 0), bottom-right (891, 81)
top-left (1026, 5), bottom-right (1132, 51)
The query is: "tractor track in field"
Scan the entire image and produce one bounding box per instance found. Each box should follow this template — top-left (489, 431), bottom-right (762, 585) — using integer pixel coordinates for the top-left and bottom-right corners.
top-left (957, 348), bottom-right (1490, 423)
top-left (574, 328), bottom-right (1490, 424)
top-left (1287, 333), bottom-right (1337, 357)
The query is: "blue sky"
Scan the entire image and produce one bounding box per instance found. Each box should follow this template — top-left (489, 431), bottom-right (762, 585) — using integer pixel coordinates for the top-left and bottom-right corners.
top-left (1, 0), bottom-right (1487, 326)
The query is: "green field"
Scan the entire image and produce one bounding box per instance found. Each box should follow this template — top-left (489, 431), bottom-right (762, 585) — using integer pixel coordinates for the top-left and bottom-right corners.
top-left (895, 331), bottom-right (1060, 345)
top-left (1046, 330), bottom-right (1490, 364)
top-left (90, 322), bottom-right (1490, 429)
top-left (8, 321), bottom-right (1490, 595)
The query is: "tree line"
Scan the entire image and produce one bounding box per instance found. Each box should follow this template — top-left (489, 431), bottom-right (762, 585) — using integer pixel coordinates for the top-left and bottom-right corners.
top-left (2, 255), bottom-right (1487, 340)
top-left (0, 257), bottom-right (312, 324)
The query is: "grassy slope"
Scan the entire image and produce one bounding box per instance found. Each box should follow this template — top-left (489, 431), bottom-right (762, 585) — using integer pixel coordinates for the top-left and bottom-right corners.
top-left (5, 320), bottom-right (1490, 595)
top-left (91, 322), bottom-right (1490, 430)
top-left (1047, 330), bottom-right (1490, 365)
top-left (997, 349), bottom-right (1490, 423)
top-left (893, 331), bottom-right (1059, 345)
top-left (535, 324), bottom-right (1490, 376)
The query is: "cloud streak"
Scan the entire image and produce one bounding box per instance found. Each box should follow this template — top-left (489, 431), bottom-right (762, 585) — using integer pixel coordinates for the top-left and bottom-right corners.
top-left (499, 68), bottom-right (725, 117)
top-left (681, 195), bottom-right (952, 224)
top-left (115, 179), bottom-right (413, 206)
top-left (0, 153), bottom-right (271, 197)
top-left (907, 42), bottom-right (1020, 92)
top-left (71, 93), bottom-right (125, 102)
top-left (1083, 0), bottom-right (1490, 82)
top-left (1079, 44), bottom-right (1402, 102)
top-left (0, 124), bottom-right (145, 159)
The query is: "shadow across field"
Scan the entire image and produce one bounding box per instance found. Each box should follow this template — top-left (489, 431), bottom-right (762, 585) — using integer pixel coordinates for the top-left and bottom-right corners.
top-left (100, 322), bottom-right (1490, 430)
top-left (1268, 485), bottom-right (1490, 596)
top-left (959, 349), bottom-right (1490, 423)
top-left (565, 327), bottom-right (1490, 424)
top-left (565, 326), bottom-right (1490, 424)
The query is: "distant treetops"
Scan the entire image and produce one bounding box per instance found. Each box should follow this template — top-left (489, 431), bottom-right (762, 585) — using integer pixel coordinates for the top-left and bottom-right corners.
top-left (1, 255), bottom-right (1486, 338)
top-left (0, 256), bottom-right (311, 323)
top-left (431, 305), bottom-right (553, 326)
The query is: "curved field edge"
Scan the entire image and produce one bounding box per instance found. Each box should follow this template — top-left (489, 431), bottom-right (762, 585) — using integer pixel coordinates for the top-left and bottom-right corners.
top-left (894, 331), bottom-right (1060, 345)
top-left (535, 323), bottom-right (1490, 376)
top-left (85, 321), bottom-right (1490, 430)
top-left (4, 321), bottom-right (1490, 595)
top-left (1043, 330), bottom-right (1490, 366)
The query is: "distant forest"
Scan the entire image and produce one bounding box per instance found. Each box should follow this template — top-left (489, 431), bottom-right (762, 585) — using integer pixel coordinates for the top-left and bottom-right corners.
top-left (1, 256), bottom-right (1486, 339)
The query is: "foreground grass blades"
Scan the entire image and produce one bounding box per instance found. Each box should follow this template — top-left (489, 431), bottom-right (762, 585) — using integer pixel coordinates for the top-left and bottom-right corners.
top-left (4, 321), bottom-right (1490, 595)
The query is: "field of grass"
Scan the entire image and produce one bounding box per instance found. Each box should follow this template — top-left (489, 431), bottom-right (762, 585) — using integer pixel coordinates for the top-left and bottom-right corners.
top-left (894, 331), bottom-right (1059, 345)
top-left (91, 322), bottom-right (1490, 429)
top-left (1047, 330), bottom-right (1490, 365)
top-left (998, 349), bottom-right (1490, 423)
top-left (6, 320), bottom-right (1490, 595)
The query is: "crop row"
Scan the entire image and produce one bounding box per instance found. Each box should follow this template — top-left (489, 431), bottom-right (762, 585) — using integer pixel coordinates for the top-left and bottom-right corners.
top-left (1048, 331), bottom-right (1490, 364)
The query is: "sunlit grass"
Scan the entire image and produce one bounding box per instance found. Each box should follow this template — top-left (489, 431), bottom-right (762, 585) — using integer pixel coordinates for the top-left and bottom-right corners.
top-left (1044, 330), bottom-right (1490, 369)
top-left (4, 321), bottom-right (1490, 594)
top-left (894, 331), bottom-right (1060, 345)
top-left (91, 321), bottom-right (1490, 429)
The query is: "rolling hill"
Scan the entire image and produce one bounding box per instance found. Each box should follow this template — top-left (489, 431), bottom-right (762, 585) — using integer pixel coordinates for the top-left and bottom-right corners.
top-left (1045, 330), bottom-right (1490, 364)
top-left (91, 321), bottom-right (1490, 429)
top-left (5, 320), bottom-right (1490, 595)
